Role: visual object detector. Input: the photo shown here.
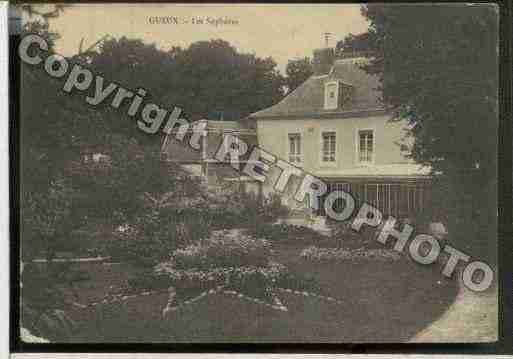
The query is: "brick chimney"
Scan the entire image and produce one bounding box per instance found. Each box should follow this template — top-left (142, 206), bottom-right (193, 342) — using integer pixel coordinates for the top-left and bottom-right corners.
top-left (312, 47), bottom-right (335, 76)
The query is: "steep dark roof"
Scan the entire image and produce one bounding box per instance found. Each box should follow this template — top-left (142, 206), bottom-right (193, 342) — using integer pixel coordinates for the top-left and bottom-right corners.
top-left (248, 58), bottom-right (384, 119)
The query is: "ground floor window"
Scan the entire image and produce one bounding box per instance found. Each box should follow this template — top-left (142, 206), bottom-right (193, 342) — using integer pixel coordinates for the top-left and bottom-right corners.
top-left (325, 182), bottom-right (350, 214)
top-left (320, 181), bottom-right (431, 219)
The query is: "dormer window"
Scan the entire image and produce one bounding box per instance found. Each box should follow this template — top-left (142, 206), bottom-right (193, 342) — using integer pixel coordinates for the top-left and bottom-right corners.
top-left (324, 81), bottom-right (339, 110)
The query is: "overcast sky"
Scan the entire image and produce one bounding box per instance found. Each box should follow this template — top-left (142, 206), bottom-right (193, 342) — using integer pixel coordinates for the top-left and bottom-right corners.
top-left (41, 4), bottom-right (369, 74)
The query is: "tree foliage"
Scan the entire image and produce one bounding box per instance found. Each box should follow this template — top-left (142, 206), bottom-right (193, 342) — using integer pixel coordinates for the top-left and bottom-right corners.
top-left (18, 4), bottom-right (71, 20)
top-left (285, 57), bottom-right (313, 92)
top-left (361, 4), bottom-right (499, 260)
top-left (170, 39), bottom-right (285, 121)
top-left (87, 37), bottom-right (285, 126)
top-left (335, 32), bottom-right (372, 55)
top-left (19, 24), bottom-right (197, 260)
top-left (19, 22), bottom-right (107, 260)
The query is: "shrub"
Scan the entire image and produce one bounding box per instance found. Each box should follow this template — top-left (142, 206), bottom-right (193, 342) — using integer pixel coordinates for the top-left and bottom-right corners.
top-left (300, 245), bottom-right (401, 262)
top-left (254, 223), bottom-right (327, 242)
top-left (207, 189), bottom-right (289, 230)
top-left (104, 184), bottom-right (219, 267)
top-left (327, 220), bottom-right (387, 250)
top-left (104, 183), bottom-right (289, 268)
top-left (260, 193), bottom-right (290, 222)
top-left (172, 229), bottom-right (271, 269)
top-left (105, 230), bottom-right (173, 267)
top-left (156, 262), bottom-right (285, 299)
top-left (155, 229), bottom-right (286, 300)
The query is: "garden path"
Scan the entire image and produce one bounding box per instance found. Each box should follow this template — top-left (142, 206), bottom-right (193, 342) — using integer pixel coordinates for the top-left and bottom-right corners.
top-left (409, 282), bottom-right (497, 342)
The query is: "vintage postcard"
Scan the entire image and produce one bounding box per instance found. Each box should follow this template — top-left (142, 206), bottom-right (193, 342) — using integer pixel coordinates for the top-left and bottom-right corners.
top-left (13, 3), bottom-right (499, 345)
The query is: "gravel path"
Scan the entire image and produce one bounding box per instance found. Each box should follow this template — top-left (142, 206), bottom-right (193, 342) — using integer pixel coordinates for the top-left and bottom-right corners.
top-left (410, 282), bottom-right (498, 343)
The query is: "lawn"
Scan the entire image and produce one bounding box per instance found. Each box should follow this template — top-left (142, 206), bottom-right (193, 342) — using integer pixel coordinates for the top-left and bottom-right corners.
top-left (53, 233), bottom-right (459, 343)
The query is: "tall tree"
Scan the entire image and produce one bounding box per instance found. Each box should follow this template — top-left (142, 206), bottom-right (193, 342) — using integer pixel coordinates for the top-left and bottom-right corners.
top-left (168, 39), bottom-right (285, 121)
top-left (79, 37), bottom-right (178, 142)
top-left (361, 4), bottom-right (499, 261)
top-left (285, 57), bottom-right (313, 92)
top-left (18, 25), bottom-right (188, 260)
top-left (88, 38), bottom-right (285, 126)
top-left (19, 22), bottom-right (108, 258)
top-left (335, 32), bottom-right (371, 55)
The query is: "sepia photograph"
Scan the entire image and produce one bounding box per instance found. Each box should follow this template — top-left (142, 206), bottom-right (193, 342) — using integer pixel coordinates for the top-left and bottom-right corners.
top-left (12, 3), bottom-right (500, 345)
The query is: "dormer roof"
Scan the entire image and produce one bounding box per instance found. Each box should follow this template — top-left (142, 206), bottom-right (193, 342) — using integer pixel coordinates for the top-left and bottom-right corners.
top-left (248, 58), bottom-right (385, 120)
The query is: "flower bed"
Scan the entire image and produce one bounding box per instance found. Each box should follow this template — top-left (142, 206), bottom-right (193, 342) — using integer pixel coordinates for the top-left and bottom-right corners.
top-left (171, 229), bottom-right (272, 269)
top-left (254, 223), bottom-right (328, 243)
top-left (300, 246), bottom-right (401, 262)
top-left (155, 229), bottom-right (287, 301)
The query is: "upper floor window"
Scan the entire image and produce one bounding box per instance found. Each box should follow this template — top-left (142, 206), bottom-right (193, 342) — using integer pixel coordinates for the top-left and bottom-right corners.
top-left (322, 131), bottom-right (336, 162)
top-left (288, 133), bottom-right (301, 163)
top-left (358, 129), bottom-right (374, 163)
top-left (324, 81), bottom-right (339, 110)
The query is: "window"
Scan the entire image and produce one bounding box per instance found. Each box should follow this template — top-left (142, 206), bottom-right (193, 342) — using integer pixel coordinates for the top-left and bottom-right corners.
top-left (288, 133), bottom-right (301, 163)
top-left (223, 130), bottom-right (241, 157)
top-left (322, 131), bottom-right (336, 162)
top-left (324, 81), bottom-right (339, 109)
top-left (330, 182), bottom-right (350, 193)
top-left (358, 130), bottom-right (374, 163)
top-left (318, 182), bottom-right (351, 216)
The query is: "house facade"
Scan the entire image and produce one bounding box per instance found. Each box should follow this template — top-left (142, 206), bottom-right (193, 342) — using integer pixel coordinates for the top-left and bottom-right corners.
top-left (246, 48), bottom-right (431, 218)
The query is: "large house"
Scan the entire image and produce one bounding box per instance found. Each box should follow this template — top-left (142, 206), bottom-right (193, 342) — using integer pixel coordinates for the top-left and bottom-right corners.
top-left (245, 48), bottom-right (432, 218)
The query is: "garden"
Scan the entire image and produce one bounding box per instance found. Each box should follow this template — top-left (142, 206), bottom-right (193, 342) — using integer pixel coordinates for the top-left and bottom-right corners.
top-left (21, 183), bottom-right (459, 343)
